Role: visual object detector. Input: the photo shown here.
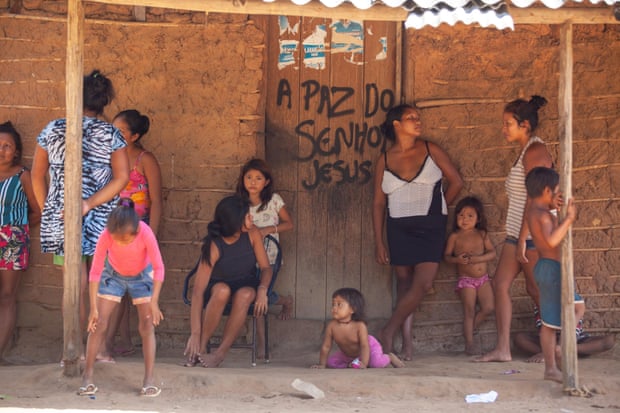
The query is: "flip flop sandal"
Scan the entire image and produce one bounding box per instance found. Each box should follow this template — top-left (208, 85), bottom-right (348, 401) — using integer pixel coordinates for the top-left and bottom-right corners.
top-left (77, 384), bottom-right (98, 396)
top-left (140, 385), bottom-right (161, 397)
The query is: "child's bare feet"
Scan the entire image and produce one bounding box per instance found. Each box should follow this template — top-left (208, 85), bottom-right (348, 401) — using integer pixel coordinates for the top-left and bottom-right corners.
top-left (95, 352), bottom-right (116, 364)
top-left (465, 343), bottom-right (477, 356)
top-left (465, 334), bottom-right (482, 356)
top-left (473, 348), bottom-right (512, 362)
top-left (199, 352), bottom-right (224, 368)
top-left (388, 352), bottom-right (405, 368)
top-left (526, 352), bottom-right (544, 363)
top-left (277, 295), bottom-right (294, 320)
top-left (182, 355), bottom-right (200, 367)
top-left (544, 367), bottom-right (563, 383)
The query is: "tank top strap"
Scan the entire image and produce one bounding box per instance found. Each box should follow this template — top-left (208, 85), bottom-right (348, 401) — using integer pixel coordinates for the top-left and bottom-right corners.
top-left (17, 166), bottom-right (26, 177)
top-left (134, 151), bottom-right (147, 169)
top-left (517, 136), bottom-right (544, 165)
top-left (424, 140), bottom-right (430, 155)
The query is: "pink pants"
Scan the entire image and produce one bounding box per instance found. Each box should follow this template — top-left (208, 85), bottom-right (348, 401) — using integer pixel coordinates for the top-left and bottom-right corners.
top-left (326, 335), bottom-right (390, 368)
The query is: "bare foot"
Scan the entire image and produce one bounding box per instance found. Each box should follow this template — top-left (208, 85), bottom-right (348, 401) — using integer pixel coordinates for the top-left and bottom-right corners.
top-left (388, 352), bottom-right (405, 368)
top-left (465, 343), bottom-right (477, 356)
top-left (378, 329), bottom-right (394, 354)
top-left (112, 344), bottom-right (136, 357)
top-left (182, 355), bottom-right (200, 367)
top-left (472, 349), bottom-right (512, 362)
top-left (277, 295), bottom-right (294, 321)
top-left (400, 339), bottom-right (413, 361)
top-left (544, 368), bottom-right (563, 383)
top-left (95, 353), bottom-right (116, 364)
top-left (526, 352), bottom-right (544, 363)
top-left (199, 352), bottom-right (224, 368)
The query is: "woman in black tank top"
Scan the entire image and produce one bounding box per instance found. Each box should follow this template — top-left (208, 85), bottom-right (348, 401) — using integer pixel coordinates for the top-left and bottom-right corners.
top-left (184, 195), bottom-right (272, 367)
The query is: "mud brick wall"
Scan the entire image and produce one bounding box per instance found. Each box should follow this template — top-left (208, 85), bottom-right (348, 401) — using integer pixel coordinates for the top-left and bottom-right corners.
top-left (0, 3), bottom-right (266, 351)
top-left (405, 24), bottom-right (619, 350)
top-left (0, 0), bottom-right (618, 355)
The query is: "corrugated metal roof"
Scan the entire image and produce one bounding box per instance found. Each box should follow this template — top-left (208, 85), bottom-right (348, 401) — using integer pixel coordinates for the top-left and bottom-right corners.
top-left (261, 0), bottom-right (618, 30)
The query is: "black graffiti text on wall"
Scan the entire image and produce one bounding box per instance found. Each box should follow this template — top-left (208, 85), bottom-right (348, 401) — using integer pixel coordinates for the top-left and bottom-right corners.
top-left (277, 78), bottom-right (395, 190)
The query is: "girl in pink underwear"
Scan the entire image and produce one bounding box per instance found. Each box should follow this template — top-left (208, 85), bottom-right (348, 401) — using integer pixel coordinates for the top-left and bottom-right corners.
top-left (444, 196), bottom-right (496, 355)
top-left (311, 288), bottom-right (404, 369)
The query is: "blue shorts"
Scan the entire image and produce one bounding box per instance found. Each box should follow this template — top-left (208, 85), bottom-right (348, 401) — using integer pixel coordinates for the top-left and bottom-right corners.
top-left (534, 258), bottom-right (583, 330)
top-left (505, 236), bottom-right (535, 250)
top-left (97, 260), bottom-right (154, 304)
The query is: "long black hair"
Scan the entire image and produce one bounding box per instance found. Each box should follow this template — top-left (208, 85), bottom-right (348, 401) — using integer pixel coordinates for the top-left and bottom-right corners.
top-left (201, 194), bottom-right (249, 266)
top-left (236, 158), bottom-right (274, 212)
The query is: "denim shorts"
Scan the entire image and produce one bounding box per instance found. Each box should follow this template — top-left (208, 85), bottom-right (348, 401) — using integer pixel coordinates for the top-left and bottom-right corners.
top-left (505, 236), bottom-right (535, 250)
top-left (98, 260), bottom-right (153, 304)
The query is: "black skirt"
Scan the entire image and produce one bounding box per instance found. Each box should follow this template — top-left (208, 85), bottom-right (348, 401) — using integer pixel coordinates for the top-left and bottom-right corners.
top-left (386, 214), bottom-right (447, 266)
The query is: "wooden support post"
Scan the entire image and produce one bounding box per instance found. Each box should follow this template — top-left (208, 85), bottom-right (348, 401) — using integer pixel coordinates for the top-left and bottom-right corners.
top-left (133, 6), bottom-right (146, 21)
top-left (63, 0), bottom-right (84, 378)
top-left (558, 22), bottom-right (578, 390)
top-left (395, 22), bottom-right (403, 104)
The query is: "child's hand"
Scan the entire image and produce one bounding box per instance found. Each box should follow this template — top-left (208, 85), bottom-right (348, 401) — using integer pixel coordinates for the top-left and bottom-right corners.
top-left (457, 252), bottom-right (470, 265)
top-left (87, 309), bottom-right (99, 333)
top-left (553, 191), bottom-right (565, 210)
top-left (151, 302), bottom-right (164, 326)
top-left (310, 364), bottom-right (325, 369)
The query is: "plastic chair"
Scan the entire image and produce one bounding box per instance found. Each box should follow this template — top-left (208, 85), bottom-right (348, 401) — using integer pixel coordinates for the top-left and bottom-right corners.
top-left (182, 234), bottom-right (282, 366)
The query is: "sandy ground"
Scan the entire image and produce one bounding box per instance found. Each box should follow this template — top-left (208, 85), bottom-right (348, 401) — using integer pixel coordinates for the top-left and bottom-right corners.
top-left (1, 342), bottom-right (620, 413)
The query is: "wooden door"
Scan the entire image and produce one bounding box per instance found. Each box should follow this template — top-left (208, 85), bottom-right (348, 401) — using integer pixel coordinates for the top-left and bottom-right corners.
top-left (265, 16), bottom-right (399, 320)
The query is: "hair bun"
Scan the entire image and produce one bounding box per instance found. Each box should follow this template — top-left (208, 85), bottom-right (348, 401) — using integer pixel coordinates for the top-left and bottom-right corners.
top-left (118, 197), bottom-right (135, 209)
top-left (529, 95), bottom-right (547, 111)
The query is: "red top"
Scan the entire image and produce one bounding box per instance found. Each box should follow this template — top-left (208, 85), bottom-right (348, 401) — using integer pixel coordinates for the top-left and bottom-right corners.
top-left (89, 221), bottom-right (164, 282)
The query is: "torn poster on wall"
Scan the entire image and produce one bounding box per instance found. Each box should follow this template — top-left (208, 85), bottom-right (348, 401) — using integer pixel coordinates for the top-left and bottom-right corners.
top-left (330, 20), bottom-right (364, 65)
top-left (376, 37), bottom-right (387, 61)
top-left (278, 16), bottom-right (299, 70)
top-left (277, 18), bottom-right (389, 70)
top-left (279, 15), bottom-right (299, 36)
top-left (279, 40), bottom-right (298, 70)
top-left (303, 24), bottom-right (327, 70)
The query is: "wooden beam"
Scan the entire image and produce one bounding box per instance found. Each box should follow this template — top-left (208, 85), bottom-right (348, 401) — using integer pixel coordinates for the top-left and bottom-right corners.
top-left (558, 22), bottom-right (578, 391)
top-left (85, 0), bottom-right (619, 25)
top-left (510, 6), bottom-right (618, 25)
top-left (86, 0), bottom-right (407, 21)
top-left (63, 0), bottom-right (84, 377)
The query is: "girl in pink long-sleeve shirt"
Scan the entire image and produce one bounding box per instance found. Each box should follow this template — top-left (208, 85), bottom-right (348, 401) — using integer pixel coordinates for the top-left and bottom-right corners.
top-left (79, 198), bottom-right (164, 398)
